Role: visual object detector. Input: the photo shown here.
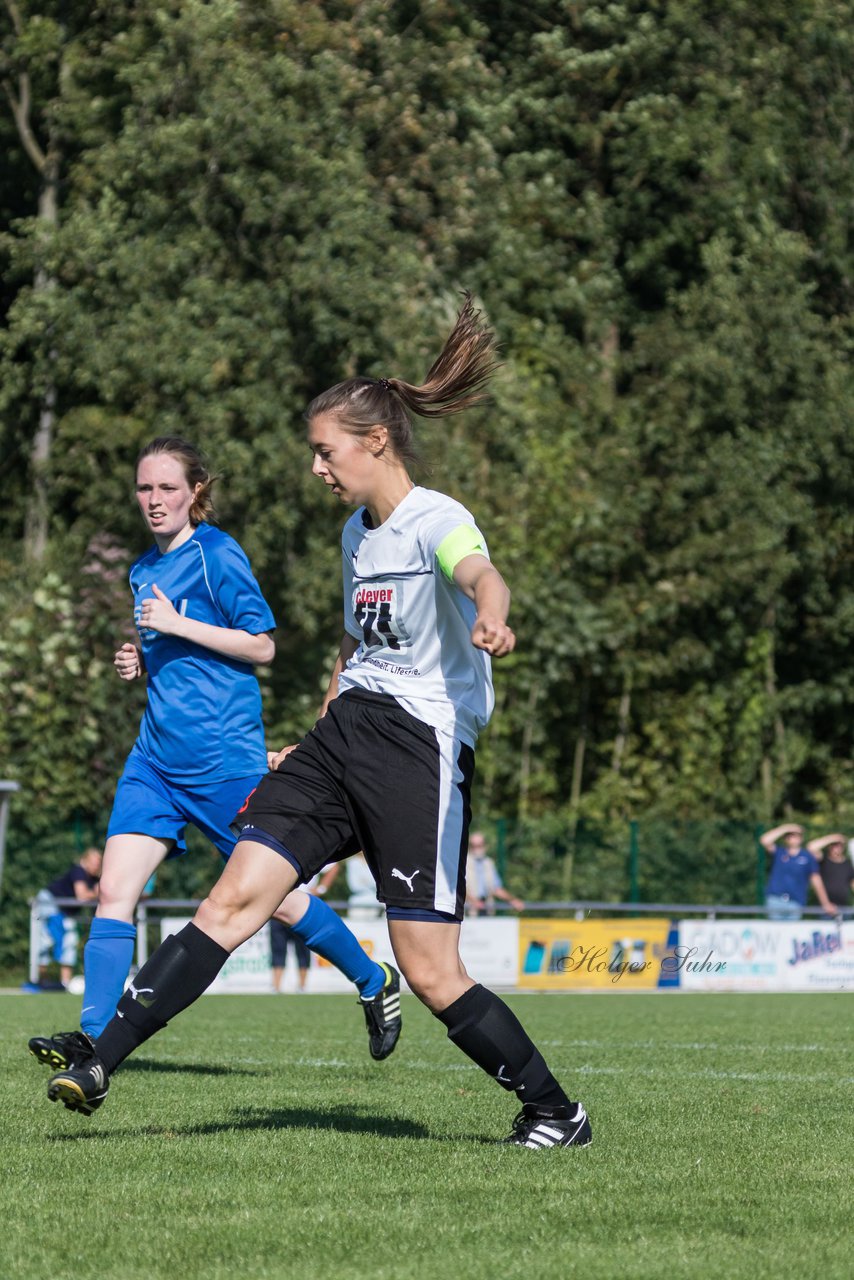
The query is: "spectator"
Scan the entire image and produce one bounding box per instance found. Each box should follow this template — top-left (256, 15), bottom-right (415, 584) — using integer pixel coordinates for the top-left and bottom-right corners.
top-left (312, 855), bottom-right (382, 922)
top-left (36, 848), bottom-right (102, 988)
top-left (344, 853), bottom-right (384, 922)
top-left (269, 869), bottom-right (340, 990)
top-left (760, 824), bottom-right (836, 920)
top-left (466, 831), bottom-right (524, 916)
top-left (807, 833), bottom-right (854, 912)
top-left (269, 920), bottom-right (311, 993)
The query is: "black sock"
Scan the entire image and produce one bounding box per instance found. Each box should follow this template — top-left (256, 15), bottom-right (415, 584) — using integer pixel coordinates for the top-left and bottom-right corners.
top-left (437, 984), bottom-right (570, 1110)
top-left (94, 923), bottom-right (230, 1073)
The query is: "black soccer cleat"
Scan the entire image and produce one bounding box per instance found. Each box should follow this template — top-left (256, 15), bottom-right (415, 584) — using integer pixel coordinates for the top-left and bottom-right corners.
top-left (28, 1030), bottom-right (97, 1071)
top-left (504, 1102), bottom-right (592, 1149)
top-left (359, 962), bottom-right (402, 1061)
top-left (47, 1059), bottom-right (110, 1116)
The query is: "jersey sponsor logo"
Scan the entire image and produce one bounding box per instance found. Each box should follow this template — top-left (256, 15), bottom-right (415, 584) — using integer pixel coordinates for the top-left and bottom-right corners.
top-left (391, 868), bottom-right (420, 892)
top-left (134, 595), bottom-right (188, 640)
top-left (352, 582), bottom-right (410, 655)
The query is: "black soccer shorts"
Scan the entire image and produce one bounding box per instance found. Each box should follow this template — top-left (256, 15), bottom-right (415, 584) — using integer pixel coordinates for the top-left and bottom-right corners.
top-left (234, 689), bottom-right (475, 919)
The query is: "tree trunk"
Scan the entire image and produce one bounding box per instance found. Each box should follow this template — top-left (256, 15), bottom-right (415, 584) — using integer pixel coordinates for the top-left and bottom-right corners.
top-left (611, 671), bottom-right (632, 773)
top-left (23, 151), bottom-right (60, 561)
top-left (3, 2), bottom-right (62, 560)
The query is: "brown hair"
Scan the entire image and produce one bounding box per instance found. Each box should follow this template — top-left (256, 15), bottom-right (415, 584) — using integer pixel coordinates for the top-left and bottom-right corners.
top-left (136, 437), bottom-right (217, 525)
top-left (304, 293), bottom-right (500, 466)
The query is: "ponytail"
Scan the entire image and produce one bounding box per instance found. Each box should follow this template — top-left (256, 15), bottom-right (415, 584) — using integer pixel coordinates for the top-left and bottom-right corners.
top-left (305, 293), bottom-right (500, 464)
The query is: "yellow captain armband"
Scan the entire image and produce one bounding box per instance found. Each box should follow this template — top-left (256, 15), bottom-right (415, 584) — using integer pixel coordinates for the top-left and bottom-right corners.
top-left (435, 525), bottom-right (487, 581)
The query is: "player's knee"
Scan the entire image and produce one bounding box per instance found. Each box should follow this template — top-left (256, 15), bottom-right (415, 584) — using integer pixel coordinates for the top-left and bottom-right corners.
top-left (400, 962), bottom-right (468, 1013)
top-left (194, 891), bottom-right (242, 934)
top-left (95, 876), bottom-right (136, 921)
top-left (271, 895), bottom-right (304, 927)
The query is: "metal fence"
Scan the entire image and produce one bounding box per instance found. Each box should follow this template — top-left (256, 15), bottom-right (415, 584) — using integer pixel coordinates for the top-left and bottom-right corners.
top-left (29, 895), bottom-right (854, 986)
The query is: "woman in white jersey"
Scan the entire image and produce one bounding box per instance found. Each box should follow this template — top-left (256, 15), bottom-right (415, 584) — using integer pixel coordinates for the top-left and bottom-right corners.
top-left (46, 297), bottom-right (591, 1150)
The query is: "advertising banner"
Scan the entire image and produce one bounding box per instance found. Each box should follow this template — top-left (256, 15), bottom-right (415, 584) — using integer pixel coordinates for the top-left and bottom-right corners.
top-left (161, 915), bottom-right (519, 993)
top-left (459, 918), bottom-right (519, 987)
top-left (677, 919), bottom-right (854, 992)
top-left (518, 918), bottom-right (680, 990)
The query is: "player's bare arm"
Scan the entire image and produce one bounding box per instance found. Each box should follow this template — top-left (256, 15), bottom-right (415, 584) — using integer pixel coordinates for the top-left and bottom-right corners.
top-left (138, 584), bottom-right (275, 665)
top-left (453, 554), bottom-right (515, 658)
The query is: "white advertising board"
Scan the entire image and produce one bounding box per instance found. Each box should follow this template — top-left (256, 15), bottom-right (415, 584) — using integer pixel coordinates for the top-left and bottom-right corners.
top-left (677, 919), bottom-right (854, 992)
top-left (459, 917), bottom-right (519, 987)
top-left (160, 914), bottom-right (519, 993)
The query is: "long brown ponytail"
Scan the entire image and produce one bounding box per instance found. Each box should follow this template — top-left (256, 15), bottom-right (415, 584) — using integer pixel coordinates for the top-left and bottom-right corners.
top-left (304, 293), bottom-right (500, 465)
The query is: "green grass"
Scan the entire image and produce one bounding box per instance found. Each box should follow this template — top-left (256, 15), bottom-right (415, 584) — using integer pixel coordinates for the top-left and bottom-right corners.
top-left (2, 991), bottom-right (852, 1279)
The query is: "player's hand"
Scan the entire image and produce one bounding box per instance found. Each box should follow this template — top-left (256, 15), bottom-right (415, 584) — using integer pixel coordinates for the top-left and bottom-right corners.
top-left (268, 744), bottom-right (298, 770)
top-left (138, 584), bottom-right (182, 635)
top-left (114, 643), bottom-right (142, 680)
top-left (471, 613), bottom-right (516, 658)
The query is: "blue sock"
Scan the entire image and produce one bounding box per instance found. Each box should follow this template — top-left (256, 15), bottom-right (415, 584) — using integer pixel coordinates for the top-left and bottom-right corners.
top-left (290, 895), bottom-right (385, 998)
top-left (81, 917), bottom-right (137, 1037)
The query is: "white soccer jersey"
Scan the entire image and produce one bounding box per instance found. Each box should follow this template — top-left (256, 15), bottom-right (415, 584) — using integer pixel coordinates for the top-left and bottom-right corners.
top-left (336, 487), bottom-right (495, 746)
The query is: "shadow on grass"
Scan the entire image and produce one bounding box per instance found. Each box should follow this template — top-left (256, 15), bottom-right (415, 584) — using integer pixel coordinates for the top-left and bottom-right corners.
top-left (119, 1059), bottom-right (262, 1077)
top-left (46, 1103), bottom-right (489, 1144)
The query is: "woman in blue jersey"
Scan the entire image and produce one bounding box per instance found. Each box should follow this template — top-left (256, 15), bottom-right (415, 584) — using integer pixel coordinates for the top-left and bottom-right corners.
top-left (46, 301), bottom-right (591, 1150)
top-left (29, 437), bottom-right (400, 1072)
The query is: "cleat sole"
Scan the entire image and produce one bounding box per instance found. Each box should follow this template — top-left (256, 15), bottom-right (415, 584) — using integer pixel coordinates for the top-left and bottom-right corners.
top-left (47, 1077), bottom-right (103, 1116)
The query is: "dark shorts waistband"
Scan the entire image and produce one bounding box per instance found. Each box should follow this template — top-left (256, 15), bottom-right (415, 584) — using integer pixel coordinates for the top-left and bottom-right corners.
top-left (386, 906), bottom-right (460, 924)
top-left (234, 825), bottom-right (305, 880)
top-left (337, 688), bottom-right (404, 712)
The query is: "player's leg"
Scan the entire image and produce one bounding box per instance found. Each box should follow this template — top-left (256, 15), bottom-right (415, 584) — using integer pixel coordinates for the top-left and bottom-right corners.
top-left (197, 764), bottom-right (399, 1047)
top-left (83, 752), bottom-right (193, 1038)
top-left (271, 889), bottom-right (388, 1001)
top-left (82, 833), bottom-right (172, 1035)
top-left (388, 916), bottom-right (590, 1148)
top-left (354, 700), bottom-right (590, 1147)
top-left (28, 835), bottom-right (169, 1070)
top-left (46, 838), bottom-right (300, 1114)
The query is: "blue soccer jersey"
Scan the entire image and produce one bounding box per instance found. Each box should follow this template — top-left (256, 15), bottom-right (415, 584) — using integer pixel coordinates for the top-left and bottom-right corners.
top-left (129, 523), bottom-right (276, 782)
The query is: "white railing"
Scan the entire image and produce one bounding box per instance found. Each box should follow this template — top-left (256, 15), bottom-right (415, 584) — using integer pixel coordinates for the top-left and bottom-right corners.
top-left (29, 895), bottom-right (853, 985)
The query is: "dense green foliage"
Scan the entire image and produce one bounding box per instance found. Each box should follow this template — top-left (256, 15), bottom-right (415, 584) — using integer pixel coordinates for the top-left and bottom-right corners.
top-left (4, 992), bottom-right (854, 1279)
top-left (1, 1), bottom-right (852, 949)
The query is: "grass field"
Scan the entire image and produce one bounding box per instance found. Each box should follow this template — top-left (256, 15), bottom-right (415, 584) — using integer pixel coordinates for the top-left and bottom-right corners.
top-left (2, 990), bottom-right (852, 1279)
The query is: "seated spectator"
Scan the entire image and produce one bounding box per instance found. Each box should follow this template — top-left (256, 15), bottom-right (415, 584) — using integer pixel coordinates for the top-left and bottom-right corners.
top-left (760, 824), bottom-right (835, 920)
top-left (807, 833), bottom-right (854, 912)
top-left (36, 848), bottom-right (102, 988)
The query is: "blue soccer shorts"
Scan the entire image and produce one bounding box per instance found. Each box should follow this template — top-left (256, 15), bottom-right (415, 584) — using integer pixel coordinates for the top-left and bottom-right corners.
top-left (107, 747), bottom-right (262, 859)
